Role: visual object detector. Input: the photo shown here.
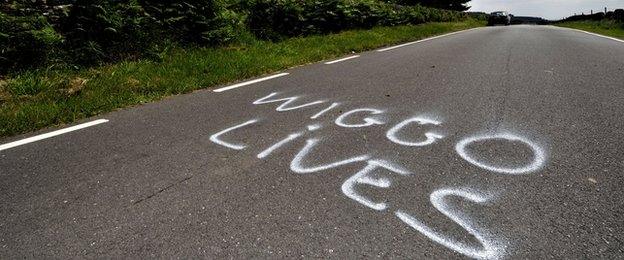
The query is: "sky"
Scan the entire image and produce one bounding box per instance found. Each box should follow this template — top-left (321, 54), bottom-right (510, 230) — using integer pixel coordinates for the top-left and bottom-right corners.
top-left (468, 0), bottom-right (624, 20)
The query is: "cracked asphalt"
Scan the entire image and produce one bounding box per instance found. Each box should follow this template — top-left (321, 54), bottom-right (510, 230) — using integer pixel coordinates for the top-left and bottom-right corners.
top-left (1, 25), bottom-right (623, 259)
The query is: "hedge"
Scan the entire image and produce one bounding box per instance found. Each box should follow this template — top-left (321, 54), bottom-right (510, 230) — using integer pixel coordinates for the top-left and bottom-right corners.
top-left (0, 0), bottom-right (469, 74)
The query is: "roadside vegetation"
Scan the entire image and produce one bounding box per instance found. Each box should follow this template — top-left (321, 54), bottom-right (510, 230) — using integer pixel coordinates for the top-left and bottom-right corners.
top-left (555, 9), bottom-right (624, 39)
top-left (0, 0), bottom-right (483, 137)
top-left (557, 20), bottom-right (624, 39)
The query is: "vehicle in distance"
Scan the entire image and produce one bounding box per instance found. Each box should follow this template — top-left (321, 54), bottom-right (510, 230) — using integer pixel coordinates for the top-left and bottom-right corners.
top-left (488, 11), bottom-right (512, 26)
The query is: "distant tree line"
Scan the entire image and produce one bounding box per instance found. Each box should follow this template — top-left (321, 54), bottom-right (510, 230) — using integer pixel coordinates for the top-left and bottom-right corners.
top-left (388, 0), bottom-right (470, 11)
top-left (510, 16), bottom-right (549, 25)
top-left (562, 9), bottom-right (624, 22)
top-left (0, 0), bottom-right (475, 75)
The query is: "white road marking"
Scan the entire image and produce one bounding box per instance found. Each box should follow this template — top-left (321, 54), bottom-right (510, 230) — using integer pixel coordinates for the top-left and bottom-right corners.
top-left (306, 124), bottom-right (321, 131)
top-left (310, 102), bottom-right (340, 119)
top-left (342, 159), bottom-right (411, 211)
top-left (0, 119), bottom-right (109, 152)
top-left (335, 108), bottom-right (386, 128)
top-left (257, 132), bottom-right (303, 159)
top-left (253, 92), bottom-right (326, 111)
top-left (209, 119), bottom-right (259, 150)
top-left (324, 55), bottom-right (361, 64)
top-left (565, 27), bottom-right (624, 44)
top-left (290, 138), bottom-right (370, 174)
top-left (386, 116), bottom-right (445, 147)
top-left (213, 73), bottom-right (289, 92)
top-left (395, 188), bottom-right (502, 260)
top-left (377, 28), bottom-right (480, 52)
top-left (455, 133), bottom-right (546, 175)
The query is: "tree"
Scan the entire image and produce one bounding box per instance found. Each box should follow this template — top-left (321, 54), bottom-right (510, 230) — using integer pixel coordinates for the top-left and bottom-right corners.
top-left (391, 0), bottom-right (471, 11)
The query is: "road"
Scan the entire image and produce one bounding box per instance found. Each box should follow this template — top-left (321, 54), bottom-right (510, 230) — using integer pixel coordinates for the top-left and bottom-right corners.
top-left (1, 25), bottom-right (623, 259)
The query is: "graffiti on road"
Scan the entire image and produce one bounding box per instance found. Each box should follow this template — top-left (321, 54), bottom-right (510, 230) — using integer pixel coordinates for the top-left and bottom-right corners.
top-left (210, 92), bottom-right (548, 259)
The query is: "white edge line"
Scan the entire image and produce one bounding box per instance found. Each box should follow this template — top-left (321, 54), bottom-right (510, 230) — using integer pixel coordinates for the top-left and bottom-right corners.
top-left (0, 119), bottom-right (109, 152)
top-left (376, 28), bottom-right (480, 52)
top-left (324, 55), bottom-right (361, 65)
top-left (561, 27), bottom-right (624, 44)
top-left (213, 72), bottom-right (290, 92)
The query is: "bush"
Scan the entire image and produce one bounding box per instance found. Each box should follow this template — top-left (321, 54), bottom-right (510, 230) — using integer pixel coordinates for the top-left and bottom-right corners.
top-left (612, 9), bottom-right (624, 22)
top-left (246, 0), bottom-right (466, 40)
top-left (245, 0), bottom-right (304, 40)
top-left (388, 0), bottom-right (470, 11)
top-left (0, 0), bottom-right (467, 74)
top-left (58, 0), bottom-right (159, 66)
top-left (0, 11), bottom-right (63, 74)
top-left (1, 0), bottom-right (243, 73)
top-left (559, 9), bottom-right (624, 29)
top-left (342, 0), bottom-right (399, 28)
top-left (139, 0), bottom-right (240, 45)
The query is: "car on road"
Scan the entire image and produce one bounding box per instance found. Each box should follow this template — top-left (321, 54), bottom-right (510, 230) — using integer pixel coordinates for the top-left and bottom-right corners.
top-left (488, 11), bottom-right (512, 26)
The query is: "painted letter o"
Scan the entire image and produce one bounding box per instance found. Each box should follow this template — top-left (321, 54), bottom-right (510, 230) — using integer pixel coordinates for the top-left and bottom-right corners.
top-left (455, 133), bottom-right (546, 175)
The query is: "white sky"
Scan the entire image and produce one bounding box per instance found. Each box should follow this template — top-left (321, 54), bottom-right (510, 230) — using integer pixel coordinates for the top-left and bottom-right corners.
top-left (468, 0), bottom-right (624, 20)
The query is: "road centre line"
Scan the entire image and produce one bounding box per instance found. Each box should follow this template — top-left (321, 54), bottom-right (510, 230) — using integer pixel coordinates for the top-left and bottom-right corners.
top-left (215, 28), bottom-right (481, 91)
top-left (213, 73), bottom-right (290, 92)
top-left (324, 55), bottom-right (361, 64)
top-left (0, 119), bottom-right (109, 152)
top-left (376, 28), bottom-right (480, 52)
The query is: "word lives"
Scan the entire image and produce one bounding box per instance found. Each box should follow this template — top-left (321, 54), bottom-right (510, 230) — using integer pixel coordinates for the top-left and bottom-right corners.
top-left (209, 92), bottom-right (548, 259)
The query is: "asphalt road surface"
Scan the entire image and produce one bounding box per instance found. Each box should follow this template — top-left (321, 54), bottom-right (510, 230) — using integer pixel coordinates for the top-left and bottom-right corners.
top-left (1, 25), bottom-right (623, 259)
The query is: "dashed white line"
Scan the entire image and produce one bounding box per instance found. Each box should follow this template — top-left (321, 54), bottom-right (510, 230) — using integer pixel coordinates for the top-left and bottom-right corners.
top-left (377, 28), bottom-right (480, 52)
top-left (324, 55), bottom-right (361, 64)
top-left (0, 119), bottom-right (109, 152)
top-left (213, 73), bottom-right (290, 92)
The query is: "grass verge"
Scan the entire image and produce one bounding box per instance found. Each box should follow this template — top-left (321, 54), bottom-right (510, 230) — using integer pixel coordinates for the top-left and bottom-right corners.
top-left (0, 20), bottom-right (484, 138)
top-left (556, 20), bottom-right (624, 39)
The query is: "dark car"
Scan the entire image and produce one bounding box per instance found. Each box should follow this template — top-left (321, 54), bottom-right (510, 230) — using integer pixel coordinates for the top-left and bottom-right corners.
top-left (488, 11), bottom-right (512, 26)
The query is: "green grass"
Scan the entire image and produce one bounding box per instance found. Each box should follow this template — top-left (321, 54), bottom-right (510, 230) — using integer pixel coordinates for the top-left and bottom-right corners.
top-left (0, 20), bottom-right (484, 138)
top-left (556, 20), bottom-right (624, 39)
